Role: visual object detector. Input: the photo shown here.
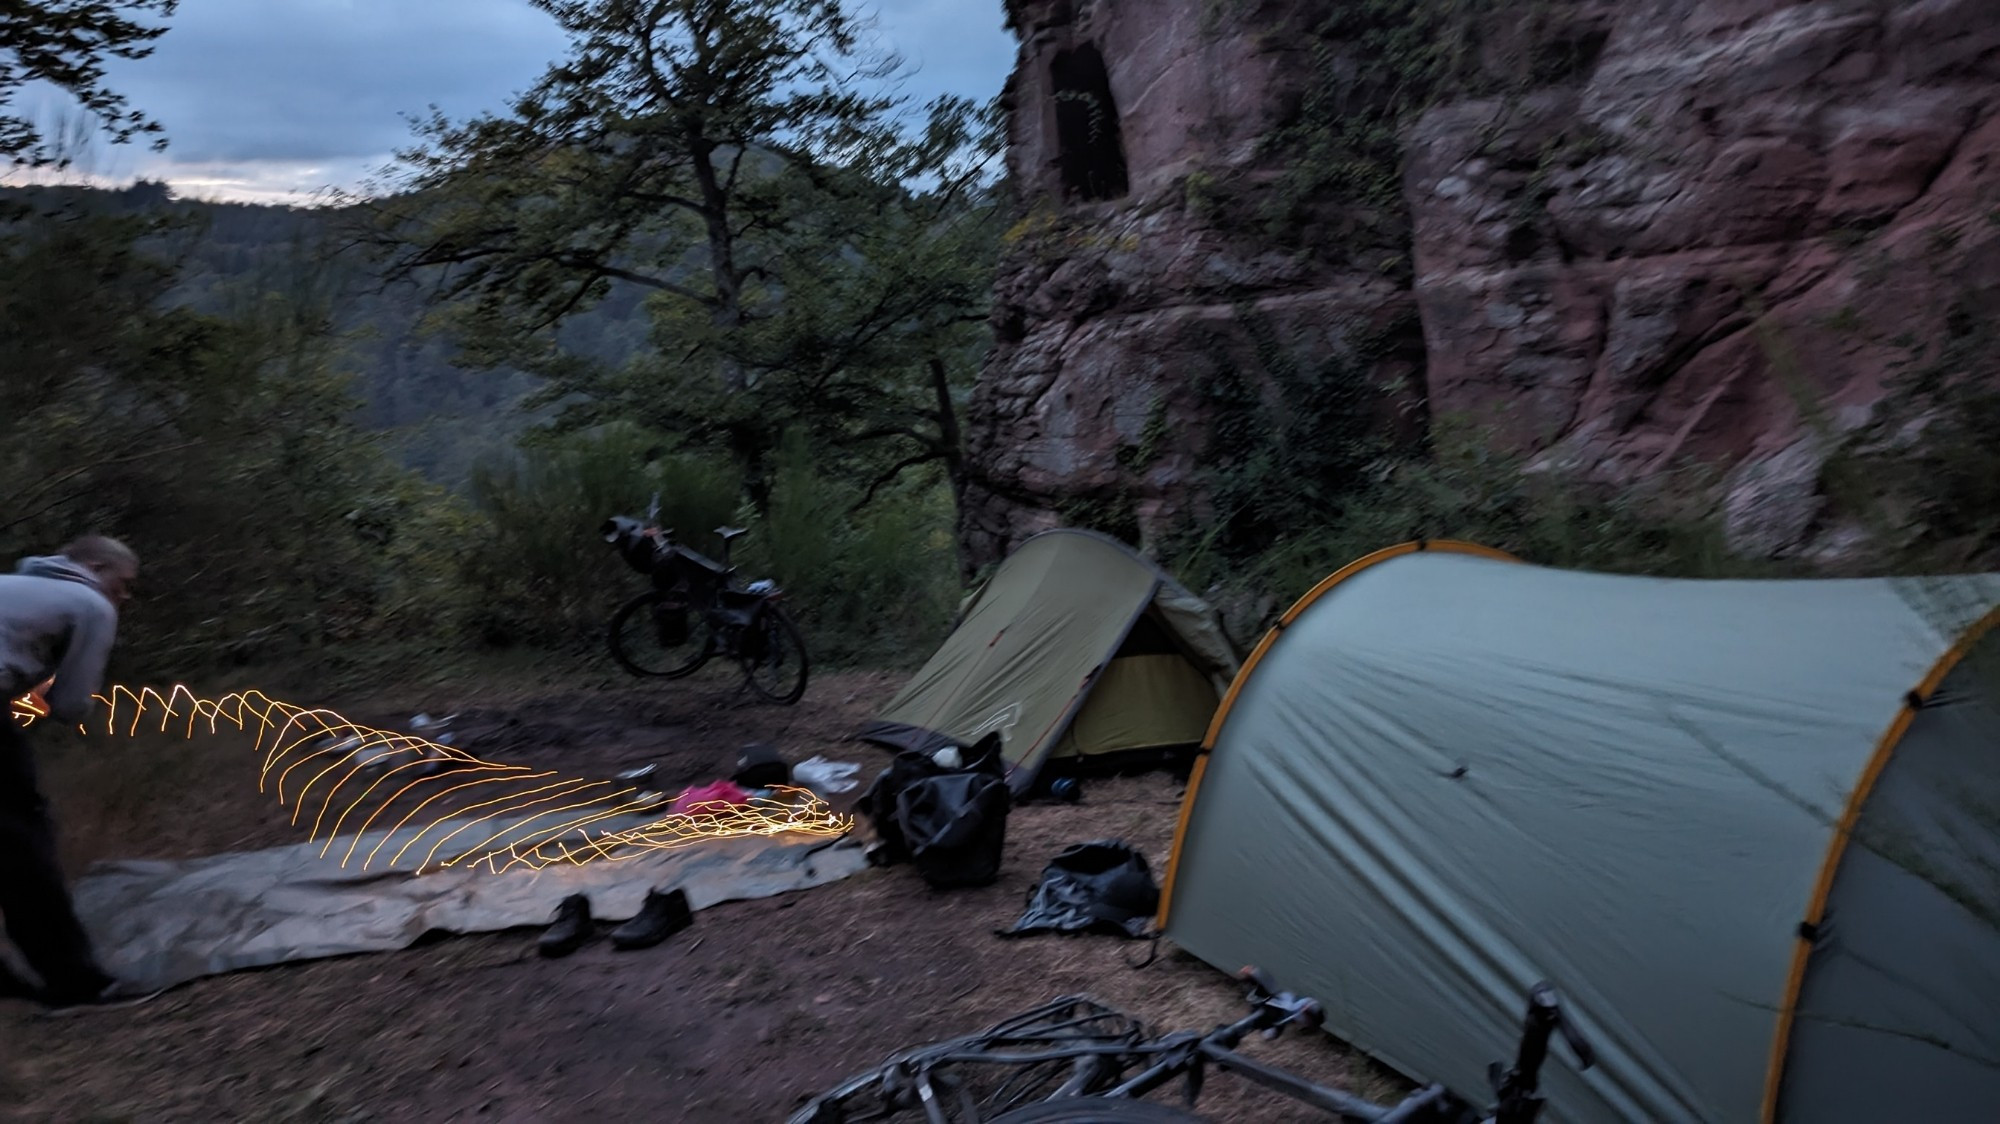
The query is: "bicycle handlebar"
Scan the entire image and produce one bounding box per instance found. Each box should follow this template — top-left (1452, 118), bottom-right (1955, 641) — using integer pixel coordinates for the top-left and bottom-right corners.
top-left (1487, 982), bottom-right (1593, 1124)
top-left (1223, 968), bottom-right (1591, 1124)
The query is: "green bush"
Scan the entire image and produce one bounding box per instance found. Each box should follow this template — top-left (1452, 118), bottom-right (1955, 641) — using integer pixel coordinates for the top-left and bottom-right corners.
top-left (0, 197), bottom-right (463, 680)
top-left (1196, 308), bottom-right (1400, 555)
top-left (738, 431), bottom-right (958, 668)
top-left (1839, 298), bottom-right (2000, 571)
top-left (1315, 423), bottom-right (1750, 573)
top-left (462, 424), bottom-right (743, 647)
top-left (452, 422), bottom-right (962, 669)
top-left (1168, 415), bottom-right (1768, 623)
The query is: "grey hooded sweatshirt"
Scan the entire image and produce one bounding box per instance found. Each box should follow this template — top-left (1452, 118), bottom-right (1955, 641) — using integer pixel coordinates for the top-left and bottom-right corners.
top-left (0, 555), bottom-right (119, 723)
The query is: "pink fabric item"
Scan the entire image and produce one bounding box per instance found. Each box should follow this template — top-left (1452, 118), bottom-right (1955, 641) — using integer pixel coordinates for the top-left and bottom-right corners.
top-left (669, 780), bottom-right (752, 815)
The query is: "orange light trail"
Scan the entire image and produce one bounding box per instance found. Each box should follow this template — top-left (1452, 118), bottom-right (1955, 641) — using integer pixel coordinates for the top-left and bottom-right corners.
top-left (9, 685), bottom-right (852, 873)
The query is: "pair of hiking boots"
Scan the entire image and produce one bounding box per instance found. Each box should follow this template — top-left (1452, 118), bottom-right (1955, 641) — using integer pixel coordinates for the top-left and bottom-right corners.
top-left (538, 888), bottom-right (693, 958)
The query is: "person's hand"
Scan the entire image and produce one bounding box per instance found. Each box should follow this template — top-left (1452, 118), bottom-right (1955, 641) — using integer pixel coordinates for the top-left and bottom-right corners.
top-left (25, 678), bottom-right (52, 716)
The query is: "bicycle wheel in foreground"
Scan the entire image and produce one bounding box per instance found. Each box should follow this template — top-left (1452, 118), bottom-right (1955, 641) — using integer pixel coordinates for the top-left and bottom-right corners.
top-left (990, 1102), bottom-right (1215, 1123)
top-left (786, 998), bottom-right (1150, 1124)
top-left (744, 603), bottom-right (809, 704)
top-left (607, 590), bottom-right (712, 678)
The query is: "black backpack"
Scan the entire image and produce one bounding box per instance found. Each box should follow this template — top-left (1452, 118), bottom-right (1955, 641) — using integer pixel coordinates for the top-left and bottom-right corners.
top-left (998, 840), bottom-right (1161, 939)
top-left (730, 742), bottom-right (791, 789)
top-left (860, 733), bottom-right (1010, 889)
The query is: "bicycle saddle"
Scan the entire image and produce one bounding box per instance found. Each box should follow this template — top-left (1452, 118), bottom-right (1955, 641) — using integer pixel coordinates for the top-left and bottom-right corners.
top-left (714, 526), bottom-right (749, 542)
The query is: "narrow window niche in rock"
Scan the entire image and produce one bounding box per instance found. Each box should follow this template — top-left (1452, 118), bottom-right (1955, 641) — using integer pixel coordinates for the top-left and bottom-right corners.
top-left (1050, 43), bottom-right (1129, 202)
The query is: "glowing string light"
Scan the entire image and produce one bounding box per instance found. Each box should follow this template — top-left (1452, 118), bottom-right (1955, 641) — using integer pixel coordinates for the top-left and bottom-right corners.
top-left (10, 686), bottom-right (852, 872)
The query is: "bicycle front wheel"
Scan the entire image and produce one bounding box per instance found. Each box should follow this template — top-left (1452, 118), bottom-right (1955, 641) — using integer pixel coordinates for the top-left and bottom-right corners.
top-left (608, 590), bottom-right (712, 678)
top-left (743, 603), bottom-right (809, 704)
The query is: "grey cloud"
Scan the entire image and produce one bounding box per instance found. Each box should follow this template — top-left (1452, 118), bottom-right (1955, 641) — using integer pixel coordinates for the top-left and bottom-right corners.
top-left (860, 0), bottom-right (1016, 105)
top-left (91, 0), bottom-right (1014, 196)
top-left (107, 0), bottom-right (565, 164)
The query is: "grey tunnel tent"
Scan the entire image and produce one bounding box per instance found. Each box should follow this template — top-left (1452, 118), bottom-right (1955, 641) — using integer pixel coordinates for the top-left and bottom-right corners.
top-left (857, 529), bottom-right (1239, 794)
top-left (1156, 541), bottom-right (2000, 1124)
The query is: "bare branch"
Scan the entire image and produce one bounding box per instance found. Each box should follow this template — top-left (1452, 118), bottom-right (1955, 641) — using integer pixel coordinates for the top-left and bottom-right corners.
top-left (0, 439), bottom-right (206, 535)
top-left (851, 451), bottom-right (943, 511)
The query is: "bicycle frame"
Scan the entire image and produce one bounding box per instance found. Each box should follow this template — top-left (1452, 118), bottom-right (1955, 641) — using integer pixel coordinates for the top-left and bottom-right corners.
top-left (788, 970), bottom-right (1592, 1124)
top-left (1099, 1013), bottom-right (1457, 1122)
top-left (605, 515), bottom-right (780, 634)
top-left (1081, 970), bottom-right (1469, 1124)
top-left (602, 512), bottom-right (810, 703)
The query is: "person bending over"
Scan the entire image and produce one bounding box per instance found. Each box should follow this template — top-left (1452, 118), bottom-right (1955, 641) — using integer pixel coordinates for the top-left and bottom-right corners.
top-left (0, 534), bottom-right (138, 1006)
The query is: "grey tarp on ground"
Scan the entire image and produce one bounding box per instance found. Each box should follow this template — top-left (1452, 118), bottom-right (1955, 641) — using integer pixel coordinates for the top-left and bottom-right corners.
top-left (858, 529), bottom-right (1239, 793)
top-left (60, 816), bottom-right (866, 993)
top-left (1161, 547), bottom-right (2000, 1123)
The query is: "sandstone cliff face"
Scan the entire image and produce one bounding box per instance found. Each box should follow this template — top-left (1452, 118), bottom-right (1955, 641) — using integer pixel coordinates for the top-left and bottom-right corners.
top-left (965, 0), bottom-right (2000, 569)
top-left (963, 0), bottom-right (1410, 567)
top-left (1408, 0), bottom-right (2000, 557)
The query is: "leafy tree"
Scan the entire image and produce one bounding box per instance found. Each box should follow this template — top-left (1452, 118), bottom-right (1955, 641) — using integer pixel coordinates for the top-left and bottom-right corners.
top-left (364, 0), bottom-right (1000, 515)
top-left (1, 0), bottom-right (176, 166)
top-left (729, 147), bottom-right (1001, 518)
top-left (0, 190), bottom-right (451, 674)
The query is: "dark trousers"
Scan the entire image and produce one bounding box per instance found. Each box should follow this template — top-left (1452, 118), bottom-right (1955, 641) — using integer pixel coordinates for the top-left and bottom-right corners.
top-left (0, 716), bottom-right (108, 996)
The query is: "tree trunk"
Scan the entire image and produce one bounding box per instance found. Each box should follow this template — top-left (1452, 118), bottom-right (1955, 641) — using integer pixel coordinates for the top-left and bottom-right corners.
top-left (728, 422), bottom-right (773, 516)
top-left (689, 141), bottom-right (748, 393)
top-left (930, 356), bottom-right (977, 584)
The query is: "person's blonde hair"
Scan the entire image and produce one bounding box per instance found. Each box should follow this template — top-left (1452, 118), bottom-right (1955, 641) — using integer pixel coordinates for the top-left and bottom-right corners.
top-left (62, 534), bottom-right (139, 575)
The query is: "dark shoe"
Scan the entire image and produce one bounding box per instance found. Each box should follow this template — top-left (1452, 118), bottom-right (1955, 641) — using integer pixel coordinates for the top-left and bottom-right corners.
top-left (0, 960), bottom-right (37, 1001)
top-left (36, 964), bottom-right (114, 1006)
top-left (38, 976), bottom-right (163, 1015)
top-left (538, 893), bottom-right (593, 958)
top-left (610, 888), bottom-right (693, 951)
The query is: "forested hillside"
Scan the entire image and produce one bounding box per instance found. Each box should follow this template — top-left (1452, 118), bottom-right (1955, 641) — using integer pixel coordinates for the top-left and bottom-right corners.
top-left (0, 0), bottom-right (1001, 686)
top-left (2, 180), bottom-right (656, 484)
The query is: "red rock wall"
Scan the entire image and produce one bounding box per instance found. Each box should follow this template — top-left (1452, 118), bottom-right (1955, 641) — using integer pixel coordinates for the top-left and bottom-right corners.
top-left (966, 0), bottom-right (2000, 568)
top-left (966, 0), bottom-right (1412, 568)
top-left (1408, 0), bottom-right (2000, 555)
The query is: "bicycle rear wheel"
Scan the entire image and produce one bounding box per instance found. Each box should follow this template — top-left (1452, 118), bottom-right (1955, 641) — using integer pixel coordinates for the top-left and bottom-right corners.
top-left (743, 603), bottom-right (809, 704)
top-left (608, 590), bottom-right (712, 678)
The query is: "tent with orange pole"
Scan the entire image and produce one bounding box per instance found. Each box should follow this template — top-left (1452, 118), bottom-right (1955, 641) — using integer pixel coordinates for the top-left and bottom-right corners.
top-left (1155, 541), bottom-right (2000, 1123)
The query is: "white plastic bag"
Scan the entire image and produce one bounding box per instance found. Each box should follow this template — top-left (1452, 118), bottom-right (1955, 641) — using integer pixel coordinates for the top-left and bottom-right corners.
top-left (793, 755), bottom-right (862, 794)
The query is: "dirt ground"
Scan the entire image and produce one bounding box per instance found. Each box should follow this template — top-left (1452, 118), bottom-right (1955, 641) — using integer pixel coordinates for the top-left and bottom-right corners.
top-left (0, 664), bottom-right (1404, 1123)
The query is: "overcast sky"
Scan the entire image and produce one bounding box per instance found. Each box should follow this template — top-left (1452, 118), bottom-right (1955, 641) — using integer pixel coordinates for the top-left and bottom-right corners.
top-left (16, 0), bottom-right (1017, 205)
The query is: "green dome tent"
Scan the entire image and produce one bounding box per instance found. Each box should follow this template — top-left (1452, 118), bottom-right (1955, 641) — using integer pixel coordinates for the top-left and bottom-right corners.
top-left (858, 529), bottom-right (1239, 794)
top-left (1157, 541), bottom-right (2000, 1123)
